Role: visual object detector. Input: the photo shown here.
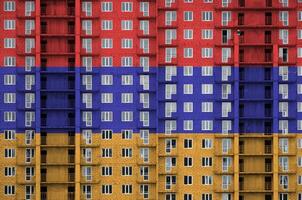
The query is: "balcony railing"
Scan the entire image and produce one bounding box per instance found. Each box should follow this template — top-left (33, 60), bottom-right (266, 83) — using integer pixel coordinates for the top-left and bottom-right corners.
top-left (239, 145), bottom-right (244, 154)
top-left (68, 192), bottom-right (75, 200)
top-left (41, 192), bottom-right (47, 200)
top-left (68, 173), bottom-right (75, 182)
top-left (68, 136), bottom-right (75, 145)
top-left (239, 164), bottom-right (244, 172)
top-left (68, 155), bottom-right (75, 163)
top-left (41, 173), bottom-right (47, 182)
top-left (265, 145), bottom-right (272, 154)
top-left (239, 182), bottom-right (244, 190)
top-left (265, 164), bottom-right (272, 172)
top-left (41, 155), bottom-right (47, 163)
top-left (265, 182), bottom-right (272, 190)
top-left (41, 136), bottom-right (47, 145)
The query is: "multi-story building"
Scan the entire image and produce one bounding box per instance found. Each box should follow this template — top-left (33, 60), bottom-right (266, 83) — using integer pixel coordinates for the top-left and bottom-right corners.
top-left (1, 0), bottom-right (302, 200)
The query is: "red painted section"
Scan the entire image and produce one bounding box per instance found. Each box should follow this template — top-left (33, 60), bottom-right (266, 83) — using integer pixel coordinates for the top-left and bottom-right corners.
top-left (0, 0), bottom-right (301, 67)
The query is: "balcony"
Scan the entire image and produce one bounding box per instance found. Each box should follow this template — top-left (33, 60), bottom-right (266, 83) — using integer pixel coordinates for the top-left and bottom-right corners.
top-left (265, 163), bottom-right (272, 172)
top-left (68, 155), bottom-right (75, 163)
top-left (41, 173), bottom-right (47, 182)
top-left (68, 173), bottom-right (75, 182)
top-left (265, 182), bottom-right (272, 190)
top-left (41, 192), bottom-right (47, 200)
top-left (41, 155), bottom-right (47, 164)
top-left (68, 192), bottom-right (75, 200)
top-left (264, 145), bottom-right (272, 154)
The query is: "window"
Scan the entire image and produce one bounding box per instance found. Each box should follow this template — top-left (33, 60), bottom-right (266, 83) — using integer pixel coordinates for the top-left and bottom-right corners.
top-left (121, 2), bottom-right (133, 12)
top-left (184, 139), bottom-right (193, 148)
top-left (183, 120), bottom-right (193, 131)
top-left (121, 38), bottom-right (133, 49)
top-left (201, 176), bottom-right (213, 185)
top-left (82, 57), bottom-right (92, 72)
top-left (122, 166), bottom-right (132, 176)
top-left (122, 185), bottom-right (132, 194)
top-left (202, 66), bottom-right (213, 76)
top-left (184, 102), bottom-right (193, 112)
top-left (82, 20), bottom-right (92, 35)
top-left (82, 38), bottom-right (92, 53)
top-left (122, 148), bottom-right (132, 158)
top-left (4, 93), bottom-right (16, 103)
top-left (101, 111), bottom-right (113, 122)
top-left (298, 30), bottom-right (302, 40)
top-left (184, 11), bottom-right (193, 21)
top-left (222, 11), bottom-right (231, 26)
top-left (299, 11), bottom-right (302, 21)
top-left (4, 130), bottom-right (15, 140)
top-left (101, 166), bottom-right (112, 176)
top-left (101, 185), bottom-right (112, 194)
top-left (201, 84), bottom-right (213, 94)
top-left (121, 75), bottom-right (133, 85)
top-left (184, 194), bottom-right (193, 200)
top-left (202, 48), bottom-right (213, 58)
top-left (201, 120), bottom-right (213, 131)
top-left (121, 20), bottom-right (133, 30)
top-left (184, 48), bottom-right (193, 58)
top-left (5, 148), bottom-right (15, 158)
top-left (101, 148), bottom-right (112, 158)
top-left (4, 185), bottom-right (15, 195)
top-left (4, 167), bottom-right (15, 177)
top-left (184, 29), bottom-right (193, 39)
top-left (4, 75), bottom-right (16, 85)
top-left (101, 93), bottom-right (113, 104)
top-left (202, 139), bottom-right (213, 149)
top-left (121, 57), bottom-right (133, 67)
top-left (140, 2), bottom-right (149, 16)
top-left (122, 130), bottom-right (133, 139)
top-left (201, 157), bottom-right (213, 167)
top-left (4, 56), bottom-right (16, 67)
top-left (202, 29), bottom-right (213, 39)
top-left (201, 102), bottom-right (213, 112)
top-left (25, 20), bottom-right (35, 35)
top-left (101, 130), bottom-right (112, 140)
top-left (184, 175), bottom-right (193, 185)
top-left (4, 20), bottom-right (15, 30)
top-left (202, 194), bottom-right (213, 200)
top-left (298, 48), bottom-right (302, 58)
top-left (121, 111), bottom-right (133, 122)
top-left (183, 66), bottom-right (193, 76)
top-left (101, 20), bottom-right (113, 30)
top-left (202, 11), bottom-right (213, 21)
top-left (4, 38), bottom-right (16, 49)
top-left (101, 57), bottom-right (113, 67)
top-left (101, 2), bottom-right (113, 12)
top-left (4, 112), bottom-right (16, 122)
top-left (101, 38), bottom-right (113, 49)
top-left (279, 11), bottom-right (289, 26)
top-left (101, 75), bottom-right (113, 85)
top-left (25, 1), bottom-right (35, 16)
top-left (4, 1), bottom-right (15, 11)
top-left (184, 157), bottom-right (193, 167)
top-left (82, 2), bottom-right (92, 16)
top-left (184, 84), bottom-right (193, 94)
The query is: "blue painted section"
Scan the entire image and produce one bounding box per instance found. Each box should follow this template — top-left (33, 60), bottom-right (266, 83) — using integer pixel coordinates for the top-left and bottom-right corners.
top-left (0, 66), bottom-right (300, 134)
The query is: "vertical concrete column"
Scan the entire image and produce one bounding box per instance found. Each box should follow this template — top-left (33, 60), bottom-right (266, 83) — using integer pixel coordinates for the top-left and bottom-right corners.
top-left (272, 44), bottom-right (279, 200)
top-left (233, 31), bottom-right (240, 200)
top-left (75, 134), bottom-right (81, 200)
top-left (35, 133), bottom-right (41, 200)
top-left (233, 134), bottom-right (239, 200)
top-left (35, 0), bottom-right (41, 195)
top-left (273, 134), bottom-right (279, 200)
top-left (75, 0), bottom-right (81, 199)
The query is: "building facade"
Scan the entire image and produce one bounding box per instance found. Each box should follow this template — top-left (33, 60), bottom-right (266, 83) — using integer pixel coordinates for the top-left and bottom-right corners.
top-left (1, 0), bottom-right (302, 200)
